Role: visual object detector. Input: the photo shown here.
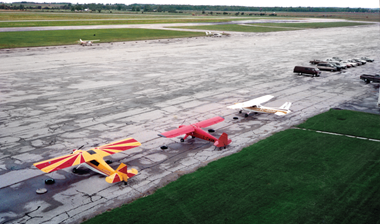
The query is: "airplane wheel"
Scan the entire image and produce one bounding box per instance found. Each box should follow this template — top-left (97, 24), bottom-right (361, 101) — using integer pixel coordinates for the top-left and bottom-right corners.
top-left (124, 181), bottom-right (128, 185)
top-left (192, 136), bottom-right (196, 139)
top-left (239, 110), bottom-right (242, 114)
top-left (161, 145), bottom-right (168, 150)
top-left (180, 138), bottom-right (184, 142)
top-left (245, 114), bottom-right (249, 118)
top-left (72, 168), bottom-right (77, 173)
top-left (45, 178), bottom-right (55, 185)
top-left (208, 129), bottom-right (215, 133)
top-left (233, 117), bottom-right (239, 120)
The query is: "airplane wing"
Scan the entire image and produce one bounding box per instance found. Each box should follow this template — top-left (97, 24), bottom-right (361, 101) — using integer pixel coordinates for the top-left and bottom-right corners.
top-left (34, 152), bottom-right (89, 173)
top-left (193, 116), bottom-right (225, 128)
top-left (94, 138), bottom-right (141, 156)
top-left (34, 138), bottom-right (141, 173)
top-left (158, 125), bottom-right (195, 138)
top-left (240, 95), bottom-right (274, 107)
top-left (227, 95), bottom-right (274, 109)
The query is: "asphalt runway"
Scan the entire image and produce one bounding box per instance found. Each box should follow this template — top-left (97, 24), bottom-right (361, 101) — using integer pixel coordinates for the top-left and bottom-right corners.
top-left (0, 23), bottom-right (379, 223)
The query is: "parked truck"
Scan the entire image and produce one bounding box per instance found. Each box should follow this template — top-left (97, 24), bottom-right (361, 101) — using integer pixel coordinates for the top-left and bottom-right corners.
top-left (360, 74), bottom-right (380, 84)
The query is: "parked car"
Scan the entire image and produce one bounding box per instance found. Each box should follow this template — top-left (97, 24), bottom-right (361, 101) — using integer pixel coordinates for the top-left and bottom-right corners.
top-left (317, 63), bottom-right (340, 72)
top-left (310, 59), bottom-right (327, 65)
top-left (360, 57), bottom-right (374, 62)
top-left (353, 58), bottom-right (367, 65)
top-left (326, 58), bottom-right (339, 63)
top-left (360, 74), bottom-right (380, 84)
top-left (332, 57), bottom-right (343, 62)
top-left (348, 59), bottom-right (361, 66)
top-left (341, 61), bottom-right (353, 68)
top-left (293, 66), bottom-right (321, 77)
top-left (330, 62), bottom-right (346, 69)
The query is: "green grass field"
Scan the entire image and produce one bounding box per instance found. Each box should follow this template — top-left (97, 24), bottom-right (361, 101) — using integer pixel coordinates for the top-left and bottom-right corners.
top-left (298, 109), bottom-right (380, 140)
top-left (172, 22), bottom-right (369, 32)
top-left (0, 28), bottom-right (204, 48)
top-left (85, 110), bottom-right (380, 224)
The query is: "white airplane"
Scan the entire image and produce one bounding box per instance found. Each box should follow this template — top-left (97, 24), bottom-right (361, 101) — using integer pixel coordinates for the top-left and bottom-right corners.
top-left (205, 31), bottom-right (222, 37)
top-left (78, 39), bottom-right (100, 46)
top-left (227, 95), bottom-right (292, 117)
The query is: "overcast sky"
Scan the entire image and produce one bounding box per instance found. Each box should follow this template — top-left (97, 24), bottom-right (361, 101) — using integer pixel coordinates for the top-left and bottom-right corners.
top-left (5, 0), bottom-right (379, 8)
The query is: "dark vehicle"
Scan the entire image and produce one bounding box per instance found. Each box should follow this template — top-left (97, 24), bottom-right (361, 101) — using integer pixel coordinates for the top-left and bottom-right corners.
top-left (293, 66), bottom-right (321, 77)
top-left (360, 74), bottom-right (380, 84)
top-left (360, 57), bottom-right (374, 62)
top-left (309, 59), bottom-right (327, 64)
top-left (317, 63), bottom-right (340, 72)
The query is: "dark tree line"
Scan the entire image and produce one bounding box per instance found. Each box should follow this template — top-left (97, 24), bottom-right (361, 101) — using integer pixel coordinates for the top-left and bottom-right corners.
top-left (1, 2), bottom-right (378, 13)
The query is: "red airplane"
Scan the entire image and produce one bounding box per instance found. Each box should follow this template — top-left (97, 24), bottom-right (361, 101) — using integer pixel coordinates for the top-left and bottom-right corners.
top-left (158, 116), bottom-right (232, 149)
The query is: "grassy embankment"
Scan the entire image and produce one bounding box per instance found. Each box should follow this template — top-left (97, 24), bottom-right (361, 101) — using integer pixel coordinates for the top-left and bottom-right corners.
top-left (85, 109), bottom-right (380, 224)
top-left (0, 28), bottom-right (204, 48)
top-left (298, 109), bottom-right (380, 140)
top-left (172, 22), bottom-right (370, 32)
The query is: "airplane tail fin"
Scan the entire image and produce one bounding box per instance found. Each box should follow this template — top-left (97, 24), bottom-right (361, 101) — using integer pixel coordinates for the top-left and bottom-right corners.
top-left (105, 163), bottom-right (138, 184)
top-left (214, 133), bottom-right (232, 148)
top-left (279, 102), bottom-right (292, 110)
top-left (275, 102), bottom-right (292, 116)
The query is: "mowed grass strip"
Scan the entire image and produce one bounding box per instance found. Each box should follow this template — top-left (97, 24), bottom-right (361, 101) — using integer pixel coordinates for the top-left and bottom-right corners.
top-left (298, 109), bottom-right (380, 140)
top-left (0, 12), bottom-right (183, 20)
top-left (0, 18), bottom-right (253, 27)
top-left (0, 28), bottom-right (204, 48)
top-left (172, 22), bottom-right (369, 32)
top-left (85, 129), bottom-right (380, 224)
top-left (172, 24), bottom-right (294, 32)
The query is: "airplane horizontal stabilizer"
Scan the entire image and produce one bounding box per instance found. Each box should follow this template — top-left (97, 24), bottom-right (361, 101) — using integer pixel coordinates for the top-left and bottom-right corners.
top-left (106, 173), bottom-right (122, 183)
top-left (117, 163), bottom-right (138, 179)
top-left (275, 111), bottom-right (287, 116)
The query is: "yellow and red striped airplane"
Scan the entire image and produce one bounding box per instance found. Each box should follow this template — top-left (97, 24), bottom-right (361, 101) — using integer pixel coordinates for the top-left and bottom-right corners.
top-left (34, 138), bottom-right (141, 184)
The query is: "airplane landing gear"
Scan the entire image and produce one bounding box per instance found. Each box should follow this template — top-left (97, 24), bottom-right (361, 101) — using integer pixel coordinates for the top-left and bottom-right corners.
top-left (245, 113), bottom-right (249, 118)
top-left (239, 110), bottom-right (242, 114)
top-left (180, 138), bottom-right (184, 142)
top-left (192, 136), bottom-right (196, 139)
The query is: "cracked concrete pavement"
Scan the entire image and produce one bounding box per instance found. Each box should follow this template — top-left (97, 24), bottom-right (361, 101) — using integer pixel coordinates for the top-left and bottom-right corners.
top-left (0, 23), bottom-right (379, 223)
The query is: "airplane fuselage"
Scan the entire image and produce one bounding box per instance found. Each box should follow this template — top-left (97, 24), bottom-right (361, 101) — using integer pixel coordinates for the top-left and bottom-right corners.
top-left (73, 149), bottom-right (115, 176)
top-left (243, 106), bottom-right (288, 115)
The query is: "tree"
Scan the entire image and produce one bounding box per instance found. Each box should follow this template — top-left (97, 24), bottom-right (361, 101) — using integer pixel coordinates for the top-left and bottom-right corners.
top-left (144, 4), bottom-right (151, 12)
